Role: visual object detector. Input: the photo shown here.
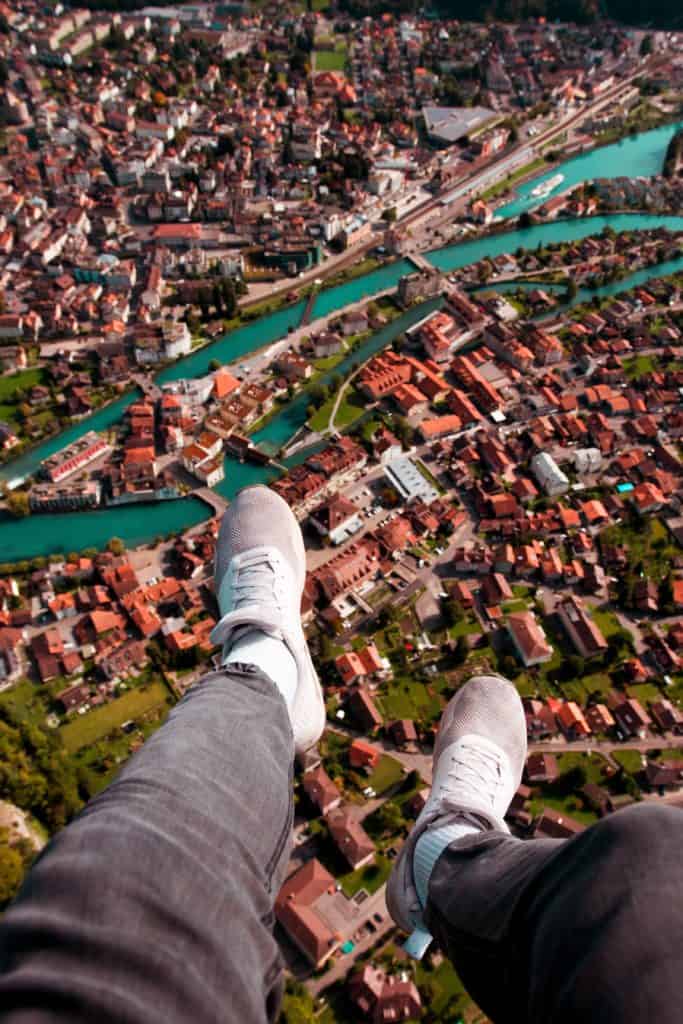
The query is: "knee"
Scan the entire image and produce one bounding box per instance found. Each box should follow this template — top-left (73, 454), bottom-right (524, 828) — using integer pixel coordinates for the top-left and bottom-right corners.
top-left (595, 803), bottom-right (682, 863)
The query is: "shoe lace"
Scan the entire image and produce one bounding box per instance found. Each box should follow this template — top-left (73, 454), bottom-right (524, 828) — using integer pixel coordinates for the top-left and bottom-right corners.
top-left (232, 553), bottom-right (282, 612)
top-left (441, 742), bottom-right (504, 814)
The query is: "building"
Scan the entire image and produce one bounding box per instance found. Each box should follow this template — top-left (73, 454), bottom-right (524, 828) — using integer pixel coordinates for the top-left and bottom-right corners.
top-left (384, 456), bottom-right (439, 505)
top-left (347, 688), bottom-right (383, 732)
top-left (556, 701), bottom-right (591, 739)
top-left (422, 104), bottom-right (495, 146)
top-left (531, 452), bottom-right (569, 496)
top-left (274, 859), bottom-right (341, 966)
top-left (614, 698), bottom-right (651, 738)
top-left (349, 965), bottom-right (422, 1023)
top-left (309, 495), bottom-right (362, 546)
top-left (326, 808), bottom-right (375, 870)
top-left (335, 644), bottom-right (385, 686)
top-left (557, 596), bottom-right (608, 659)
top-left (507, 611), bottom-right (554, 667)
top-left (40, 431), bottom-right (112, 484)
top-left (303, 765), bottom-right (342, 815)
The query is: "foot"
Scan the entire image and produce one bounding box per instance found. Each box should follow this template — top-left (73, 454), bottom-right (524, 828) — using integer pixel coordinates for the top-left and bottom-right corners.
top-left (386, 675), bottom-right (526, 941)
top-left (210, 486), bottom-right (325, 753)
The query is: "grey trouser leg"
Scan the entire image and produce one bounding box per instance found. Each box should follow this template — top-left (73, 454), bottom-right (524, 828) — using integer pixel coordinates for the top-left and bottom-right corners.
top-left (0, 665), bottom-right (294, 1024)
top-left (425, 803), bottom-right (683, 1023)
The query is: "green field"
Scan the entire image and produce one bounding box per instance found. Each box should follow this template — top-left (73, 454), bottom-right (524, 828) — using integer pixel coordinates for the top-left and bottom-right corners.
top-left (0, 368), bottom-right (45, 402)
top-left (364, 754), bottom-right (404, 795)
top-left (339, 854), bottom-right (392, 898)
top-left (600, 516), bottom-right (680, 580)
top-left (315, 48), bottom-right (347, 71)
top-left (0, 679), bottom-right (49, 729)
top-left (61, 683), bottom-right (170, 753)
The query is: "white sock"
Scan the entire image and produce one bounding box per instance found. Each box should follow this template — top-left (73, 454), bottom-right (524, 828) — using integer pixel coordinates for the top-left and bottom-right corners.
top-left (413, 822), bottom-right (479, 909)
top-left (224, 630), bottom-right (298, 711)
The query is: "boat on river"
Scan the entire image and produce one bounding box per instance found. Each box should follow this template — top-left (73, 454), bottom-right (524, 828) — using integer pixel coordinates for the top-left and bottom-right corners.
top-left (531, 173), bottom-right (565, 199)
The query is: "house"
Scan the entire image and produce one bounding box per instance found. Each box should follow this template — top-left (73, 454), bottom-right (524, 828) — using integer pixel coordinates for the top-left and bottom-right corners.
top-left (56, 682), bottom-right (90, 713)
top-left (507, 611), bottom-right (554, 667)
top-left (585, 703), bottom-right (615, 734)
top-left (349, 739), bottom-right (381, 771)
top-left (389, 719), bottom-right (418, 749)
top-left (557, 596), bottom-right (608, 659)
top-left (481, 572), bottom-right (513, 605)
top-left (649, 699), bottom-right (682, 735)
top-left (309, 495), bottom-right (362, 546)
top-left (326, 808), bottom-right (375, 870)
top-left (349, 964), bottom-right (422, 1023)
top-left (274, 859), bottom-right (340, 966)
top-left (525, 752), bottom-right (559, 784)
top-left (533, 808), bottom-right (585, 839)
top-left (303, 765), bottom-right (342, 815)
top-left (613, 698), bottom-right (651, 738)
top-left (556, 701), bottom-right (591, 739)
top-left (336, 644), bottom-right (385, 686)
top-left (644, 759), bottom-right (683, 791)
top-left (347, 687), bottom-right (383, 731)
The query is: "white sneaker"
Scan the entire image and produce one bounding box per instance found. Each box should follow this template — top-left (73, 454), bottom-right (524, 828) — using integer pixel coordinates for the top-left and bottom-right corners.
top-left (386, 675), bottom-right (527, 937)
top-left (210, 486), bottom-right (325, 753)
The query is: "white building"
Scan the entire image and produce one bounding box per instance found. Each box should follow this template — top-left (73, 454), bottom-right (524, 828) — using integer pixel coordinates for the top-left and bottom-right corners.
top-left (384, 456), bottom-right (439, 504)
top-left (574, 448), bottom-right (603, 475)
top-left (531, 452), bottom-right (569, 497)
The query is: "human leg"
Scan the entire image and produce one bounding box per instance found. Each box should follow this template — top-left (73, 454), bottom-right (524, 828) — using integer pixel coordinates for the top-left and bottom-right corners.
top-left (424, 803), bottom-right (683, 1023)
top-left (387, 675), bottom-right (683, 1023)
top-left (0, 666), bottom-right (295, 1024)
top-left (0, 486), bottom-right (324, 1023)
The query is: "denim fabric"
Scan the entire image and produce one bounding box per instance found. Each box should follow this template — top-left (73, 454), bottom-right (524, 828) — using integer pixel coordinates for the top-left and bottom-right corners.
top-left (0, 666), bottom-right (294, 1024)
top-left (425, 803), bottom-right (683, 1023)
top-left (2, 667), bottom-right (682, 1024)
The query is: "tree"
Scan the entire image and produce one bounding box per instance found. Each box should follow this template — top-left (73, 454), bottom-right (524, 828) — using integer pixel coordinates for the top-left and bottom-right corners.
top-left (565, 278), bottom-right (578, 302)
top-left (658, 574), bottom-right (675, 615)
top-left (0, 840), bottom-right (24, 908)
top-left (107, 537), bottom-right (125, 556)
top-left (452, 634), bottom-right (468, 665)
top-left (640, 34), bottom-right (653, 57)
top-left (376, 801), bottom-right (405, 835)
top-left (443, 597), bottom-right (465, 627)
top-left (208, 358), bottom-right (221, 372)
top-left (382, 206), bottom-right (398, 223)
top-left (7, 491), bottom-right (30, 518)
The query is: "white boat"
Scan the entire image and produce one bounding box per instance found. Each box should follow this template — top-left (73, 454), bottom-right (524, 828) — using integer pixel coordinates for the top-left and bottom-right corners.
top-left (530, 173), bottom-right (565, 199)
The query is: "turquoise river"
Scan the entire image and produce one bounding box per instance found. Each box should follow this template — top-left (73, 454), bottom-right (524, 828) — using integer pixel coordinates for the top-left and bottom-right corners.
top-left (1, 124), bottom-right (683, 560)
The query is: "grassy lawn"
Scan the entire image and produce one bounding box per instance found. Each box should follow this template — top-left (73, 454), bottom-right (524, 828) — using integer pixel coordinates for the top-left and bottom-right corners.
top-left (560, 670), bottom-right (613, 704)
top-left (528, 794), bottom-right (599, 826)
top-left (0, 368), bottom-right (45, 401)
top-left (622, 354), bottom-right (656, 380)
top-left (591, 608), bottom-right (623, 638)
top-left (612, 749), bottom-right (644, 774)
top-left (60, 682), bottom-right (170, 753)
top-left (333, 388), bottom-right (366, 429)
top-left (0, 679), bottom-right (50, 729)
top-left (556, 751), bottom-right (610, 784)
top-left (600, 516), bottom-right (681, 580)
top-left (448, 615), bottom-right (480, 638)
top-left (308, 395), bottom-right (335, 432)
top-left (376, 675), bottom-right (442, 725)
top-left (413, 957), bottom-right (470, 1017)
top-left (315, 48), bottom-right (347, 71)
top-left (339, 854), bottom-right (391, 898)
top-left (481, 157), bottom-right (547, 200)
top-left (627, 682), bottom-right (662, 704)
top-left (365, 754), bottom-right (404, 795)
